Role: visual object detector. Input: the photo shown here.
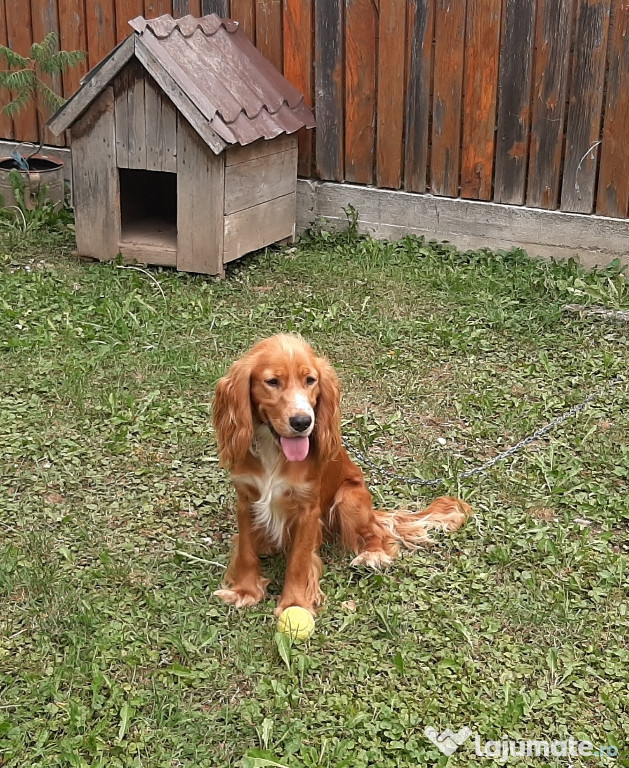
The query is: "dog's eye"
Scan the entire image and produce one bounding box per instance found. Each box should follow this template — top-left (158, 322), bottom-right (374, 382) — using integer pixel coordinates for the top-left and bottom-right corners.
top-left (306, 376), bottom-right (317, 386)
top-left (265, 378), bottom-right (280, 388)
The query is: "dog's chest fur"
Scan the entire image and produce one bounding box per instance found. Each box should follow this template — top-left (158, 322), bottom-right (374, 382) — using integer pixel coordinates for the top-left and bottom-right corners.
top-left (240, 425), bottom-right (308, 549)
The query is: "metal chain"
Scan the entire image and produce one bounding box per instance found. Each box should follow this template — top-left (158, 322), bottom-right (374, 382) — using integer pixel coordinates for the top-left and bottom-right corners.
top-left (342, 376), bottom-right (625, 487)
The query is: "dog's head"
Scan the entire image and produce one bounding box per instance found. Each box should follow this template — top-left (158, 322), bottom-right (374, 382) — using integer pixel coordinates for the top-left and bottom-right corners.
top-left (213, 334), bottom-right (341, 467)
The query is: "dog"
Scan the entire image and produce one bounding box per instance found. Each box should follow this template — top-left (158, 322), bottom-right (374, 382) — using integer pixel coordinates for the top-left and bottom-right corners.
top-left (212, 334), bottom-right (470, 616)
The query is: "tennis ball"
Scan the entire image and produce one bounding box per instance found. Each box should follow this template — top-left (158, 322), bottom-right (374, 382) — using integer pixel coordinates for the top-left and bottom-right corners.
top-left (276, 606), bottom-right (315, 641)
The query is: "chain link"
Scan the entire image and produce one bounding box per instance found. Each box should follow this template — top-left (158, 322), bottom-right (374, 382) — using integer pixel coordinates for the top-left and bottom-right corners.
top-left (342, 376), bottom-right (625, 487)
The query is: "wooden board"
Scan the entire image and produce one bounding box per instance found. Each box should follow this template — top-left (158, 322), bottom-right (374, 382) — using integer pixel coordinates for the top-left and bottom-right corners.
top-left (404, 0), bottom-right (434, 192)
top-left (283, 0), bottom-right (313, 176)
top-left (561, 0), bottom-right (611, 213)
top-left (223, 193), bottom-right (296, 263)
top-left (145, 76), bottom-right (177, 172)
top-left (431, 0), bottom-right (466, 197)
top-left (231, 0), bottom-right (256, 41)
top-left (596, 0), bottom-right (629, 217)
top-left (71, 87), bottom-right (121, 260)
top-left (117, 242), bottom-right (177, 266)
top-left (376, 0), bottom-right (406, 189)
top-left (177, 115), bottom-right (225, 275)
top-left (344, 0), bottom-right (376, 185)
top-left (173, 0), bottom-right (191, 16)
top-left (0, 0), bottom-right (14, 140)
top-left (460, 0), bottom-right (501, 200)
top-left (201, 0), bottom-right (229, 14)
top-left (256, 0), bottom-right (283, 72)
top-left (225, 134), bottom-right (296, 165)
top-left (302, 180), bottom-right (629, 269)
top-left (31, 0), bottom-right (64, 146)
top-left (117, 0), bottom-right (144, 42)
top-left (144, 0), bottom-right (173, 18)
top-left (86, 0), bottom-right (117, 69)
top-left (224, 146), bottom-right (297, 213)
top-left (127, 62), bottom-right (147, 169)
top-left (314, 0), bottom-right (344, 181)
top-left (57, 0), bottom-right (89, 99)
top-left (527, 0), bottom-right (572, 209)
top-left (114, 66), bottom-right (132, 168)
top-left (494, 0), bottom-right (536, 205)
top-left (5, 0), bottom-right (38, 143)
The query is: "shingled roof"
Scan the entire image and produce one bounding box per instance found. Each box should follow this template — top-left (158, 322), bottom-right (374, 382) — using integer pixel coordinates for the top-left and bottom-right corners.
top-left (48, 13), bottom-right (315, 152)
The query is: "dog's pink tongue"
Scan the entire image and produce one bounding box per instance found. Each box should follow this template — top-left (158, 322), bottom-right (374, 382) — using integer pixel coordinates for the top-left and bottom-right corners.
top-left (280, 436), bottom-right (310, 462)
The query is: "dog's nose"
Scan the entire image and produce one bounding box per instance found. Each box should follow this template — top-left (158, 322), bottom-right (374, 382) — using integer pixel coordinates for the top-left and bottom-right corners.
top-left (289, 414), bottom-right (312, 433)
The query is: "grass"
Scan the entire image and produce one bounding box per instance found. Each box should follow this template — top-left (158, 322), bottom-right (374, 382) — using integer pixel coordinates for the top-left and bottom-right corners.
top-left (1, 209), bottom-right (628, 767)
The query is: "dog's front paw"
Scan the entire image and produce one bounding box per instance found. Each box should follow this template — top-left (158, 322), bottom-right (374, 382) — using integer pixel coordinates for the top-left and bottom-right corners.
top-left (214, 579), bottom-right (270, 608)
top-left (350, 550), bottom-right (393, 569)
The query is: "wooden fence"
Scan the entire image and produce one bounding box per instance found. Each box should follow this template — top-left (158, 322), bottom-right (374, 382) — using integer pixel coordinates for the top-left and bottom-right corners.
top-left (2, 0), bottom-right (629, 218)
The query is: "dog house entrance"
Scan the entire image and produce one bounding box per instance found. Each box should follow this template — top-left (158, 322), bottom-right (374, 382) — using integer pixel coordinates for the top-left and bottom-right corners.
top-left (119, 168), bottom-right (177, 251)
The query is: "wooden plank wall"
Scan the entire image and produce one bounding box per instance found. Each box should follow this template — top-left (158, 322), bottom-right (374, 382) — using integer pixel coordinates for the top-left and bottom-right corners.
top-left (2, 0), bottom-right (629, 219)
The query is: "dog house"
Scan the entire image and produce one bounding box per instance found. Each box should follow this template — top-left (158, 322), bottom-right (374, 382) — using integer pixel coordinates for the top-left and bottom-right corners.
top-left (48, 14), bottom-right (315, 276)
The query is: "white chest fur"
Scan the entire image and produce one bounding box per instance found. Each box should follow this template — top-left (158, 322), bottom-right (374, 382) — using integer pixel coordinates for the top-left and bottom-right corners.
top-left (247, 426), bottom-right (292, 548)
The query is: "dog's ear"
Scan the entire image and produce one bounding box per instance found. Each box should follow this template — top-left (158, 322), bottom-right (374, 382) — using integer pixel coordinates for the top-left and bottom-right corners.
top-left (213, 358), bottom-right (253, 468)
top-left (314, 356), bottom-right (341, 460)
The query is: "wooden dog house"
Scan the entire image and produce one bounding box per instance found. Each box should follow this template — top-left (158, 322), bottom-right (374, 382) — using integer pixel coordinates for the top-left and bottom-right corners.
top-left (48, 14), bottom-right (315, 276)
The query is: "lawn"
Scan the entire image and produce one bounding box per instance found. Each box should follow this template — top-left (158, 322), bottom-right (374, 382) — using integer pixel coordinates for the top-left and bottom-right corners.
top-left (1, 211), bottom-right (628, 768)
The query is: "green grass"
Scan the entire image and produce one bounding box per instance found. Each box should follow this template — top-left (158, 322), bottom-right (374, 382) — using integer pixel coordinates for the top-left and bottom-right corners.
top-left (1, 212), bottom-right (628, 767)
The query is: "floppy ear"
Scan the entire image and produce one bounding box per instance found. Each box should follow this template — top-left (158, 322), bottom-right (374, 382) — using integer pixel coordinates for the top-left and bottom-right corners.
top-left (314, 356), bottom-right (342, 460)
top-left (213, 358), bottom-right (253, 468)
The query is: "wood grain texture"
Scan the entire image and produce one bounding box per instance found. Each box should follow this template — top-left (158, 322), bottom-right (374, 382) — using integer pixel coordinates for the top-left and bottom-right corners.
top-left (5, 0), bottom-right (38, 143)
top-left (561, 0), bottom-right (611, 213)
top-left (224, 147), bottom-right (297, 213)
top-left (256, 0), bottom-right (283, 71)
top-left (31, 0), bottom-right (64, 146)
top-left (596, 0), bottom-right (629, 217)
top-left (71, 87), bottom-right (121, 260)
top-left (144, 0), bottom-right (173, 18)
top-left (431, 0), bottom-right (466, 197)
top-left (177, 115), bottom-right (225, 275)
top-left (223, 193), bottom-right (296, 263)
top-left (304, 180), bottom-right (629, 268)
top-left (116, 0), bottom-right (144, 41)
top-left (494, 0), bottom-right (536, 204)
top-left (58, 0), bottom-right (89, 99)
top-left (376, 0), bottom-right (406, 189)
top-left (145, 75), bottom-right (177, 172)
top-left (173, 0), bottom-right (191, 17)
top-left (225, 134), bottom-right (296, 164)
top-left (201, 0), bottom-right (229, 15)
top-left (231, 0), bottom-right (256, 40)
top-left (527, 0), bottom-right (572, 209)
top-left (314, 0), bottom-right (344, 181)
top-left (113, 65), bottom-right (132, 167)
top-left (86, 0), bottom-right (117, 68)
top-left (461, 0), bottom-right (501, 199)
top-left (0, 0), bottom-right (14, 139)
top-left (283, 0), bottom-right (313, 176)
top-left (127, 62), bottom-right (147, 168)
top-left (404, 0), bottom-right (434, 192)
top-left (344, 0), bottom-right (376, 184)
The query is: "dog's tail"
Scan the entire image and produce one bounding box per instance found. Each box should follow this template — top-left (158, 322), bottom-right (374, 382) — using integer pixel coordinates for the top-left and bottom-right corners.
top-left (377, 495), bottom-right (472, 549)
top-left (346, 495), bottom-right (471, 568)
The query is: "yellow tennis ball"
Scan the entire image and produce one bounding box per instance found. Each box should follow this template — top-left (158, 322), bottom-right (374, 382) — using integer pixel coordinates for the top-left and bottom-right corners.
top-left (276, 606), bottom-right (315, 641)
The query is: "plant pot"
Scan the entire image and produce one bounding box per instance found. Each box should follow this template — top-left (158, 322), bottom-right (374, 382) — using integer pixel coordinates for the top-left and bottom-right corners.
top-left (0, 154), bottom-right (65, 211)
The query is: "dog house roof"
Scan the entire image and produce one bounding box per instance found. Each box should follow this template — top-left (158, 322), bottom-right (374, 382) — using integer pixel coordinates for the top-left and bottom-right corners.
top-left (48, 13), bottom-right (315, 153)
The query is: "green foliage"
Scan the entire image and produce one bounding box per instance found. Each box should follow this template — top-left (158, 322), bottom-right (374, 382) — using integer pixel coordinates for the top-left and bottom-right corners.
top-left (0, 229), bottom-right (628, 767)
top-left (0, 32), bottom-right (85, 119)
